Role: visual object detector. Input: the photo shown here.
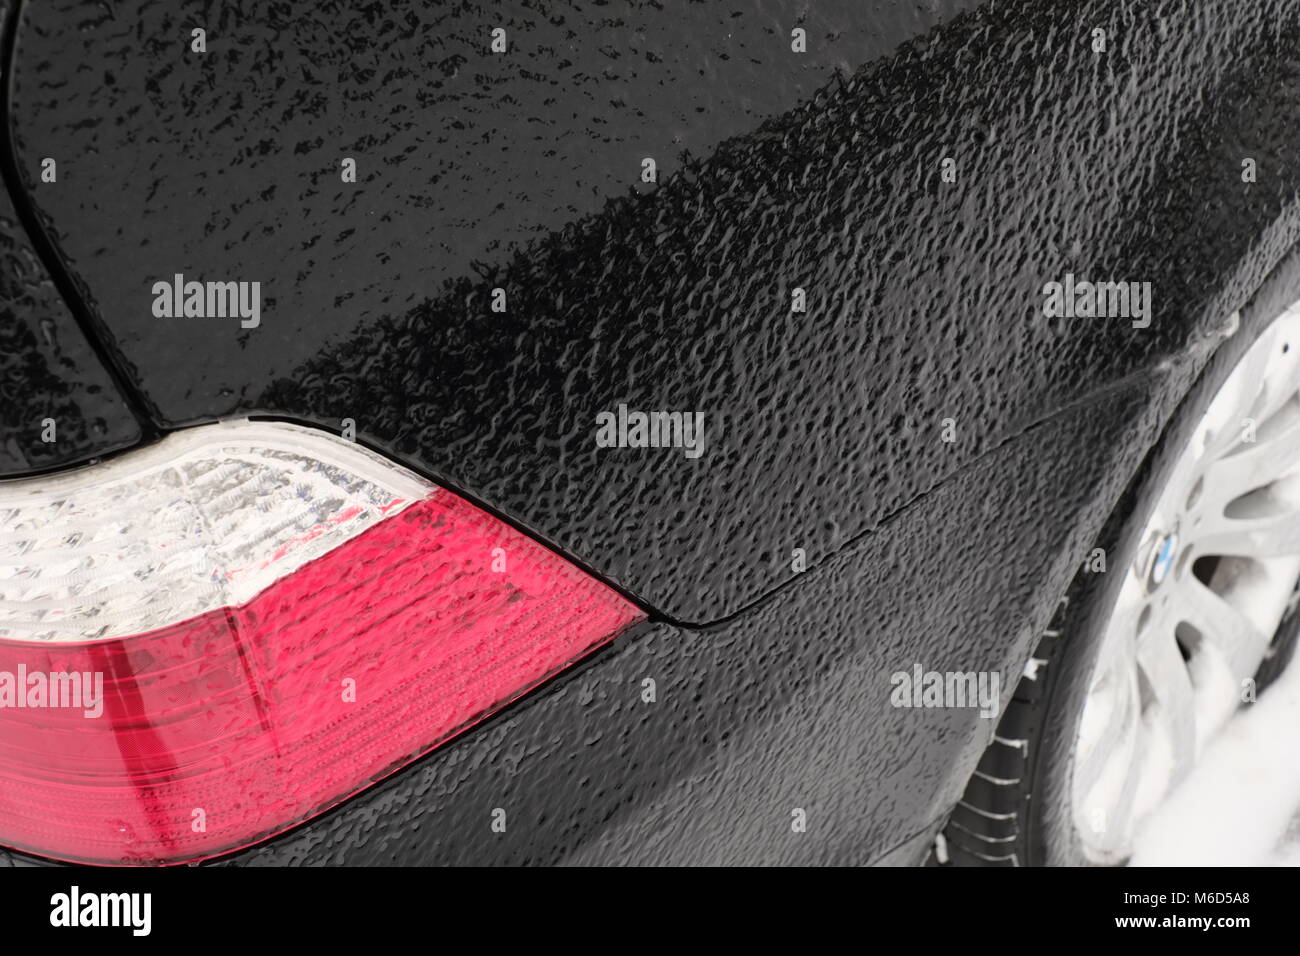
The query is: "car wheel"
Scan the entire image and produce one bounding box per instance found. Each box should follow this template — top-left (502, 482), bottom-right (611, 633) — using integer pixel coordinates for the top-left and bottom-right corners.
top-left (937, 295), bottom-right (1300, 866)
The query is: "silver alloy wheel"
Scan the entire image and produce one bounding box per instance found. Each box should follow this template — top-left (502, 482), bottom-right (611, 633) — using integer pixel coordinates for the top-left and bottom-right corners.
top-left (1071, 301), bottom-right (1300, 863)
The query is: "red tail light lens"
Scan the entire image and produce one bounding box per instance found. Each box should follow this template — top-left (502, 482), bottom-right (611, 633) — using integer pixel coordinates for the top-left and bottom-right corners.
top-left (0, 421), bottom-right (642, 864)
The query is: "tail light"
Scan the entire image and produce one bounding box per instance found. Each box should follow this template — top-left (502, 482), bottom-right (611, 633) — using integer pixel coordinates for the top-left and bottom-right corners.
top-left (0, 420), bottom-right (642, 865)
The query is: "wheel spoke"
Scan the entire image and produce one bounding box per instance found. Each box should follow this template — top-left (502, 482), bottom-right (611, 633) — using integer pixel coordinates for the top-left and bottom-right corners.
top-left (1174, 576), bottom-right (1271, 681)
top-left (1199, 331), bottom-right (1275, 458)
top-left (1136, 614), bottom-right (1197, 785)
top-left (1073, 672), bottom-right (1137, 802)
top-left (1102, 716), bottom-right (1148, 851)
top-left (1251, 379), bottom-right (1300, 430)
top-left (1193, 509), bottom-right (1300, 559)
top-left (1201, 404), bottom-right (1300, 499)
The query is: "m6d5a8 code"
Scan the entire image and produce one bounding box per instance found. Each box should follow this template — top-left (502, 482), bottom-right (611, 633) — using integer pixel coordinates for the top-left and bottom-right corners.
top-left (1124, 893), bottom-right (1250, 907)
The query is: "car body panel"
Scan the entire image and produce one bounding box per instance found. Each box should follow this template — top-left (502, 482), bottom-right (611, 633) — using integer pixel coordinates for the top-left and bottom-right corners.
top-left (0, 376), bottom-right (1166, 866)
top-left (5, 0), bottom-right (1300, 866)
top-left (0, 144), bottom-right (141, 474)
top-left (12, 0), bottom-right (1300, 623)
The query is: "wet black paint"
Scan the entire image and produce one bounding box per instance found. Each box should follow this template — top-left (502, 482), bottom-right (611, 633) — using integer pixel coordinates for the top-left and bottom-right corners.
top-left (0, 0), bottom-right (139, 474)
top-left (5, 0), bottom-right (1300, 866)
top-left (11, 0), bottom-right (1300, 620)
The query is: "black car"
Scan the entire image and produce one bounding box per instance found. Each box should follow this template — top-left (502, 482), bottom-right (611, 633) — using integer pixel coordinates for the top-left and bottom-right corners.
top-left (2, 0), bottom-right (1300, 869)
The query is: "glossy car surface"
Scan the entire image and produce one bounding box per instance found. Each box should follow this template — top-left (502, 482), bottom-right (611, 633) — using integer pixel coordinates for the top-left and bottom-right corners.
top-left (3, 0), bottom-right (1300, 865)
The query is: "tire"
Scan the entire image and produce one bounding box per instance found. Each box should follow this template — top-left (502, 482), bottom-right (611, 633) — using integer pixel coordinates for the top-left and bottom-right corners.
top-left (934, 294), bottom-right (1300, 867)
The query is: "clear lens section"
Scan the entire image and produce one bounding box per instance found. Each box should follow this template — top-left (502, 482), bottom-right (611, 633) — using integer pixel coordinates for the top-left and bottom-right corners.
top-left (0, 421), bottom-right (432, 642)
